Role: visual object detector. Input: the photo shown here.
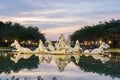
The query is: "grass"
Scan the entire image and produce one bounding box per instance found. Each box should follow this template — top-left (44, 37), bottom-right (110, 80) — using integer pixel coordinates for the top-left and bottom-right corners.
top-left (0, 46), bottom-right (14, 52)
top-left (108, 48), bottom-right (120, 50)
top-left (0, 46), bottom-right (11, 49)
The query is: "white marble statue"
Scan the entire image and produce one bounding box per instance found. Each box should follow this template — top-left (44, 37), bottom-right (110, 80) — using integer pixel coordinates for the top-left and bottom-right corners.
top-left (84, 42), bottom-right (110, 54)
top-left (73, 40), bottom-right (83, 53)
top-left (11, 40), bottom-right (32, 53)
top-left (54, 41), bottom-right (67, 53)
top-left (58, 33), bottom-right (66, 48)
top-left (55, 34), bottom-right (73, 53)
top-left (92, 42), bottom-right (110, 53)
top-left (10, 34), bottom-right (110, 54)
top-left (34, 40), bottom-right (48, 53)
top-left (55, 42), bottom-right (61, 51)
top-left (45, 40), bottom-right (55, 52)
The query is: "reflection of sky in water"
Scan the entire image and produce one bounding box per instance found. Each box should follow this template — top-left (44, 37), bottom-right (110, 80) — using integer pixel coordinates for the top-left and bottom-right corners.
top-left (0, 62), bottom-right (119, 80)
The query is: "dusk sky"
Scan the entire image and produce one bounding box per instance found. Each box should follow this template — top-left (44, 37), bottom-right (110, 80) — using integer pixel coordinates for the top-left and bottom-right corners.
top-left (0, 0), bottom-right (120, 40)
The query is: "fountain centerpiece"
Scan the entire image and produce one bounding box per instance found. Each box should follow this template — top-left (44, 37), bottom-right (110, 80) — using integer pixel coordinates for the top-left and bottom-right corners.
top-left (11, 34), bottom-right (110, 54)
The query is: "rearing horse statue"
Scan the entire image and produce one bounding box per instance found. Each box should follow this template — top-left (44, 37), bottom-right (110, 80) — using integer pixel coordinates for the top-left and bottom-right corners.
top-left (11, 40), bottom-right (32, 53)
top-left (84, 42), bottom-right (110, 54)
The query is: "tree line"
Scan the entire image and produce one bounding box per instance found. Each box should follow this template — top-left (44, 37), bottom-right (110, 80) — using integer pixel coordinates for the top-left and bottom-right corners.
top-left (0, 21), bottom-right (46, 46)
top-left (70, 19), bottom-right (120, 48)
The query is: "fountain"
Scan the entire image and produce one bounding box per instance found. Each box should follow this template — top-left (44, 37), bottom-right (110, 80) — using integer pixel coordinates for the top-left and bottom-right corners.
top-left (11, 34), bottom-right (110, 54)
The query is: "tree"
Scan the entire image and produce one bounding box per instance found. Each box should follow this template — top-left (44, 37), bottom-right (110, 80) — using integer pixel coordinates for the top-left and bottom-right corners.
top-left (0, 21), bottom-right (46, 46)
top-left (70, 19), bottom-right (120, 48)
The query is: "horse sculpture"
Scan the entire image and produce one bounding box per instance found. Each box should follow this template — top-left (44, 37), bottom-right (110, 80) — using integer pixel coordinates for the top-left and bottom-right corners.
top-left (34, 40), bottom-right (48, 53)
top-left (73, 40), bottom-right (83, 53)
top-left (84, 42), bottom-right (110, 54)
top-left (92, 42), bottom-right (110, 53)
top-left (11, 40), bottom-right (32, 53)
top-left (54, 41), bottom-right (67, 53)
top-left (55, 42), bottom-right (61, 51)
top-left (45, 40), bottom-right (55, 52)
top-left (55, 34), bottom-right (73, 53)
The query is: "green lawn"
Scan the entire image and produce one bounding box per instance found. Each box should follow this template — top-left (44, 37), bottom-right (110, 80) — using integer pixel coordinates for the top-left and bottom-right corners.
top-left (0, 46), bottom-right (11, 49)
top-left (0, 47), bottom-right (14, 51)
top-left (108, 48), bottom-right (120, 50)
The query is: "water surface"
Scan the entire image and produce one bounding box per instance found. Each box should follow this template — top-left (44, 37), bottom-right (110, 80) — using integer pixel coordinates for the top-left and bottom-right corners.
top-left (0, 51), bottom-right (120, 80)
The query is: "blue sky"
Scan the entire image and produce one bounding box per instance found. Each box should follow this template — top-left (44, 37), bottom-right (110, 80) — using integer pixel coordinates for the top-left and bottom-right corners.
top-left (0, 0), bottom-right (120, 40)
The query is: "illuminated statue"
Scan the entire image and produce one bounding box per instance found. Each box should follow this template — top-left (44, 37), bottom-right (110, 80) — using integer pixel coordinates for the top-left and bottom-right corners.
top-left (45, 39), bottom-right (55, 52)
top-left (11, 40), bottom-right (32, 53)
top-left (55, 33), bottom-right (73, 53)
top-left (84, 42), bottom-right (110, 54)
top-left (73, 40), bottom-right (83, 53)
top-left (34, 40), bottom-right (48, 53)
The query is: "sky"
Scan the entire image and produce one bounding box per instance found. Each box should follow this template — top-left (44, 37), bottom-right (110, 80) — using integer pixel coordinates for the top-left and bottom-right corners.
top-left (0, 0), bottom-right (120, 40)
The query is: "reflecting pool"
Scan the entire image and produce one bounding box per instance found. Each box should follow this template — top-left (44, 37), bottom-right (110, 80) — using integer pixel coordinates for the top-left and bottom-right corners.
top-left (0, 51), bottom-right (120, 80)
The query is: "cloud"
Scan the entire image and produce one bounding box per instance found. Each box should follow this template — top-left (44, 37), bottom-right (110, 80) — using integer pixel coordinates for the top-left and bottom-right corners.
top-left (20, 0), bottom-right (63, 9)
top-left (41, 25), bottom-right (82, 40)
top-left (42, 26), bottom-right (79, 35)
top-left (0, 0), bottom-right (120, 40)
top-left (20, 9), bottom-right (66, 16)
top-left (0, 15), bottom-right (88, 25)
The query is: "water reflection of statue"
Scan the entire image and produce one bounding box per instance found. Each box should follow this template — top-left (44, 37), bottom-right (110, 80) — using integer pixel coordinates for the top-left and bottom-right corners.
top-left (44, 54), bottom-right (53, 63)
top-left (91, 54), bottom-right (110, 64)
top-left (10, 52), bottom-right (33, 63)
top-left (34, 54), bottom-right (45, 63)
top-left (0, 53), bottom-right (39, 74)
top-left (56, 58), bottom-right (67, 72)
top-left (73, 54), bottom-right (120, 78)
top-left (55, 55), bottom-right (71, 72)
top-left (35, 54), bottom-right (53, 63)
top-left (72, 54), bottom-right (82, 64)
